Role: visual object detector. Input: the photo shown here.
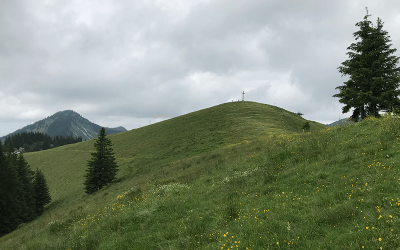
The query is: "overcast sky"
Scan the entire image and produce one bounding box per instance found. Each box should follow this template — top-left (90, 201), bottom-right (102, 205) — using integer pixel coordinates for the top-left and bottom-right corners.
top-left (1, 0), bottom-right (400, 136)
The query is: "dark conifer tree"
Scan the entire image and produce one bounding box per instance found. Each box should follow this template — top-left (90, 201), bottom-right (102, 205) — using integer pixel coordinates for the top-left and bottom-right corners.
top-left (334, 9), bottom-right (400, 120)
top-left (16, 153), bottom-right (37, 221)
top-left (0, 141), bottom-right (23, 237)
top-left (5, 141), bottom-right (17, 166)
top-left (84, 128), bottom-right (118, 194)
top-left (33, 169), bottom-right (51, 215)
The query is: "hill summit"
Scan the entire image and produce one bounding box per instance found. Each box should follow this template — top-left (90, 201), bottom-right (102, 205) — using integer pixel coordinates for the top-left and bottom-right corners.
top-left (21, 101), bottom-right (327, 213)
top-left (1, 110), bottom-right (127, 141)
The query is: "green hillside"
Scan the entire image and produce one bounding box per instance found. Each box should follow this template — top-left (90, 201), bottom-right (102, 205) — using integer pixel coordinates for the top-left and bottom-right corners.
top-left (13, 101), bottom-right (324, 208)
top-left (12, 101), bottom-right (400, 249)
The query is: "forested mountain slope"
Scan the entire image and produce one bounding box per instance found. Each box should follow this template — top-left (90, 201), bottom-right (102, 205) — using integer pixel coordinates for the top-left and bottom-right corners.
top-left (1, 110), bottom-right (126, 142)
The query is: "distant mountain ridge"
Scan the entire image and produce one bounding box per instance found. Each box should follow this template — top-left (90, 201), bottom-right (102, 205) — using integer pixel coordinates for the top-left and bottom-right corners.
top-left (326, 117), bottom-right (354, 127)
top-left (1, 110), bottom-right (127, 142)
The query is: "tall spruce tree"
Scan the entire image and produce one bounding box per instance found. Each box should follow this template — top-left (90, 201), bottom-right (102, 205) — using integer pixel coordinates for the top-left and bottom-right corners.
top-left (334, 8), bottom-right (400, 121)
top-left (0, 141), bottom-right (23, 237)
top-left (84, 128), bottom-right (118, 194)
top-left (33, 169), bottom-right (51, 215)
top-left (16, 153), bottom-right (37, 221)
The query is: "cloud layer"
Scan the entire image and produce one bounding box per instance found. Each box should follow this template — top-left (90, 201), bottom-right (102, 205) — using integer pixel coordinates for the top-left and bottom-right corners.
top-left (1, 0), bottom-right (400, 135)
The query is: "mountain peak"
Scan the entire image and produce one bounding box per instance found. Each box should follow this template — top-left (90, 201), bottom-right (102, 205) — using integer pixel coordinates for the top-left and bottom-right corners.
top-left (1, 111), bottom-right (127, 142)
top-left (52, 110), bottom-right (80, 117)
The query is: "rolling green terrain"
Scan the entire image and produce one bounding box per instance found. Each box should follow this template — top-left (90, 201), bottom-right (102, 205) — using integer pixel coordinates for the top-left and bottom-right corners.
top-left (2, 101), bottom-right (400, 249)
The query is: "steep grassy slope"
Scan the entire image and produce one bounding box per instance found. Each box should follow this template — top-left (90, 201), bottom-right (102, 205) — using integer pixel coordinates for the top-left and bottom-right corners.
top-left (0, 101), bottom-right (338, 249)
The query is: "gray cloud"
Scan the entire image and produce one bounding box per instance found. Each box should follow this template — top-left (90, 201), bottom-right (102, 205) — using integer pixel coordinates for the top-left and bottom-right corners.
top-left (1, 0), bottom-right (400, 136)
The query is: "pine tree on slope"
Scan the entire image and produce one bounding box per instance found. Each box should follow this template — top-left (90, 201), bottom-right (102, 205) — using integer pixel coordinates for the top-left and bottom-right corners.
top-left (84, 127), bottom-right (118, 194)
top-left (0, 142), bottom-right (23, 237)
top-left (334, 9), bottom-right (400, 120)
top-left (33, 169), bottom-right (51, 215)
top-left (16, 153), bottom-right (37, 221)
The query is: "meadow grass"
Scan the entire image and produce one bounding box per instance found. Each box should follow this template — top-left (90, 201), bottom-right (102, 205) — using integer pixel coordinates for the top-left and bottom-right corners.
top-left (3, 102), bottom-right (400, 249)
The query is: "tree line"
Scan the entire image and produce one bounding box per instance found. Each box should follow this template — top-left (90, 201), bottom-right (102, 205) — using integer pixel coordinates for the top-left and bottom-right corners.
top-left (4, 132), bottom-right (82, 152)
top-left (0, 142), bottom-right (51, 237)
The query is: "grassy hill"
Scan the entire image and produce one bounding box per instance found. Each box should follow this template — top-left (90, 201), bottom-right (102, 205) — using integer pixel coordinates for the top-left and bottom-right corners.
top-left (10, 101), bottom-right (324, 211)
top-left (8, 101), bottom-right (400, 249)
